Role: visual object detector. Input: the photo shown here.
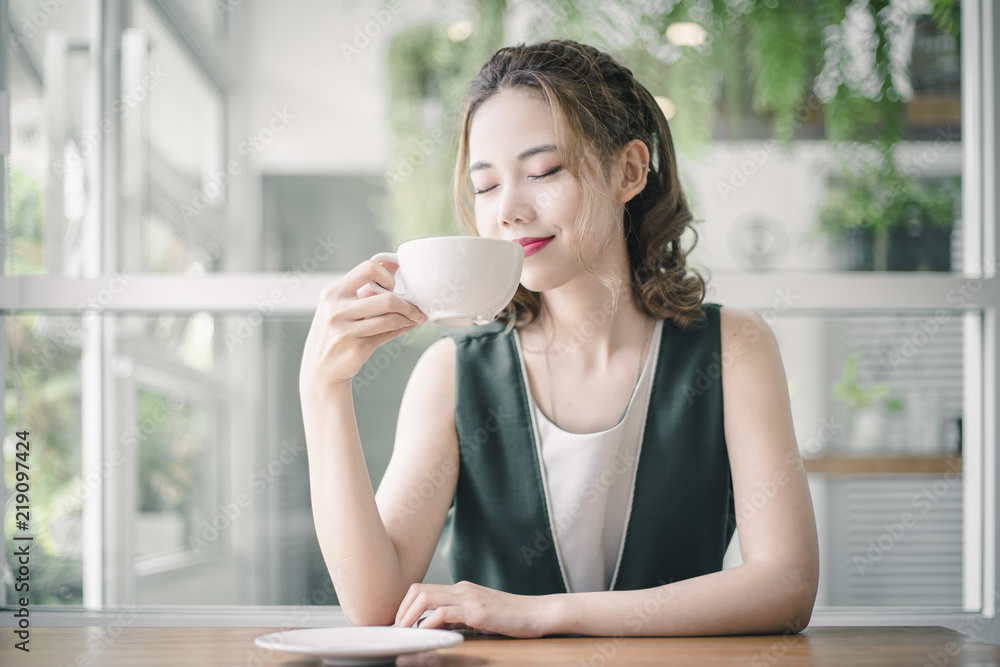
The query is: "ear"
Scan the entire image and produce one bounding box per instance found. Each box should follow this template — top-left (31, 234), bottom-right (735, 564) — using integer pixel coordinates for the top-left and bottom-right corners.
top-left (616, 139), bottom-right (651, 204)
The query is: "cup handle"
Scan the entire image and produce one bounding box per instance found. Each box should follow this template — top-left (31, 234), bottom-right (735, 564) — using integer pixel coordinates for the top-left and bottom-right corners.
top-left (368, 252), bottom-right (407, 298)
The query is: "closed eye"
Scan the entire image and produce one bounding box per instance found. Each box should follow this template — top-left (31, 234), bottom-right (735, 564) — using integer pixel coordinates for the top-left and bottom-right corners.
top-left (529, 166), bottom-right (562, 180)
top-left (473, 166), bottom-right (561, 195)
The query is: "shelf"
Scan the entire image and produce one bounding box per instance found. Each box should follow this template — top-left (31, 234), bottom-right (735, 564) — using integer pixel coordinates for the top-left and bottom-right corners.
top-left (803, 455), bottom-right (961, 475)
top-left (906, 94), bottom-right (962, 125)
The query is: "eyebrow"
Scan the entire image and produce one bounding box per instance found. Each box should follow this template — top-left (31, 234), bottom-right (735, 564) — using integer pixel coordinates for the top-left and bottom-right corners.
top-left (469, 144), bottom-right (559, 172)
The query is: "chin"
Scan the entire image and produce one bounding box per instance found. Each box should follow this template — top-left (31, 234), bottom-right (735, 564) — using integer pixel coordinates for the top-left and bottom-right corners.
top-left (518, 269), bottom-right (569, 294)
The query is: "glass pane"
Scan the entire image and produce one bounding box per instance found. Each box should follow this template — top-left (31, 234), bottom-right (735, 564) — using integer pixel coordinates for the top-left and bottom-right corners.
top-left (118, 313), bottom-right (450, 606)
top-left (121, 311), bottom-right (217, 372)
top-left (135, 0), bottom-right (223, 188)
top-left (3, 314), bottom-right (83, 604)
top-left (7, 38), bottom-right (45, 276)
top-left (8, 0), bottom-right (93, 276)
top-left (173, 0), bottom-right (224, 40)
top-left (772, 311), bottom-right (969, 609)
top-left (262, 175), bottom-right (390, 272)
top-left (11, 0), bottom-right (91, 42)
top-left (133, 0), bottom-right (225, 274)
top-left (135, 389), bottom-right (219, 560)
top-left (3, 310), bottom-right (445, 606)
top-left (380, 4), bottom-right (963, 272)
top-left (685, 140), bottom-right (961, 273)
top-left (142, 210), bottom-right (216, 274)
top-left (778, 312), bottom-right (964, 459)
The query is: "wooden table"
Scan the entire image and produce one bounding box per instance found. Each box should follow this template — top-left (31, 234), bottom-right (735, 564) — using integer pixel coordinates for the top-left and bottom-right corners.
top-left (3, 626), bottom-right (998, 666)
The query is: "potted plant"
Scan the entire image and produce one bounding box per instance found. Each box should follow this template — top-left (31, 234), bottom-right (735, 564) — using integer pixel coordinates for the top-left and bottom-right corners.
top-left (817, 163), bottom-right (959, 272)
top-left (831, 354), bottom-right (903, 454)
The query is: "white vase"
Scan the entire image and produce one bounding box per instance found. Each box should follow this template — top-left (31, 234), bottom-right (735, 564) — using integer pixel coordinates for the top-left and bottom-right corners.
top-left (848, 407), bottom-right (887, 455)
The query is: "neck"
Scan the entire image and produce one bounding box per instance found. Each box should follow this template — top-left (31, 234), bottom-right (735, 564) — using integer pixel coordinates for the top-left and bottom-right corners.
top-left (537, 274), bottom-right (646, 366)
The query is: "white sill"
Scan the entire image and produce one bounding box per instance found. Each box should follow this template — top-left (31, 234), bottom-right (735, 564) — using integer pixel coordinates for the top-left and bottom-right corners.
top-left (0, 605), bottom-right (989, 630)
top-left (0, 605), bottom-right (354, 628)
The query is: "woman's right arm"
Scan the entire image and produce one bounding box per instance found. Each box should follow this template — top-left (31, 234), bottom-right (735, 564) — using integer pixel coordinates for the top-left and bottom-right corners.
top-left (298, 259), bottom-right (458, 625)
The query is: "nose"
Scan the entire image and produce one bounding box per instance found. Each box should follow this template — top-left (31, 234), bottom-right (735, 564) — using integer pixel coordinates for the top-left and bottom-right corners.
top-left (497, 182), bottom-right (535, 227)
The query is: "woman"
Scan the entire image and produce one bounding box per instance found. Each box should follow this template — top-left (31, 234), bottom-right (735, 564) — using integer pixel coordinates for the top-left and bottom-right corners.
top-left (299, 40), bottom-right (819, 637)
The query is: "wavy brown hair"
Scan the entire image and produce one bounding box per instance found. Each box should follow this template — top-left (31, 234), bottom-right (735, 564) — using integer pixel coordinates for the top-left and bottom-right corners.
top-left (453, 40), bottom-right (706, 329)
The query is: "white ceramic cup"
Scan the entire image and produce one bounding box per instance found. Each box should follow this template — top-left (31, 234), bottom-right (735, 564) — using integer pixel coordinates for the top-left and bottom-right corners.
top-left (368, 236), bottom-right (524, 326)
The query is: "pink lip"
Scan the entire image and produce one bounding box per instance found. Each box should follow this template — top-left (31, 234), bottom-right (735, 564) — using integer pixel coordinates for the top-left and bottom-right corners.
top-left (513, 236), bottom-right (555, 257)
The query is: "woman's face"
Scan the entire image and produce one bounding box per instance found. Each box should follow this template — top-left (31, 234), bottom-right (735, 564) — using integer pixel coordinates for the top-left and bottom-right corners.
top-left (467, 88), bottom-right (617, 294)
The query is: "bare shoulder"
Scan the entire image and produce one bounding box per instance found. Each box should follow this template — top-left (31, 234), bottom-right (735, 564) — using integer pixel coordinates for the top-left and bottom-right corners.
top-left (717, 306), bottom-right (795, 450)
top-left (718, 305), bottom-right (779, 352)
top-left (413, 335), bottom-right (457, 377)
top-left (717, 306), bottom-right (791, 429)
top-left (402, 336), bottom-right (457, 418)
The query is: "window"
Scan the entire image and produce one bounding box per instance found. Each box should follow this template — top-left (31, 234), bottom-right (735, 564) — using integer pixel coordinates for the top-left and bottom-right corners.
top-left (0, 0), bottom-right (995, 633)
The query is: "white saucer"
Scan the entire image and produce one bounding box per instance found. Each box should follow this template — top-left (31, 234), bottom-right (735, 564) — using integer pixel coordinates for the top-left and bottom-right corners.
top-left (254, 626), bottom-right (464, 666)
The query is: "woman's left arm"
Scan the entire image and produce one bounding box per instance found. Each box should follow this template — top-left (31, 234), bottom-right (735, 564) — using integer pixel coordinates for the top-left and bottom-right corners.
top-left (397, 308), bottom-right (820, 637)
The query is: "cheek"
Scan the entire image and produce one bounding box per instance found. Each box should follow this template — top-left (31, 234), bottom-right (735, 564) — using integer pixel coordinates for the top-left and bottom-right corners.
top-left (473, 200), bottom-right (498, 237)
top-left (546, 182), bottom-right (583, 229)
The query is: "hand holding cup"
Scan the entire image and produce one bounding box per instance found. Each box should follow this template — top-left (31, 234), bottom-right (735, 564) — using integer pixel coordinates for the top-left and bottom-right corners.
top-left (365, 236), bottom-right (523, 326)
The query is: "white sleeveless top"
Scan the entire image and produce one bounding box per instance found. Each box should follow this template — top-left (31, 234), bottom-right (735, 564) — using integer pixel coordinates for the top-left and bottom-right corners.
top-left (513, 319), bottom-right (664, 593)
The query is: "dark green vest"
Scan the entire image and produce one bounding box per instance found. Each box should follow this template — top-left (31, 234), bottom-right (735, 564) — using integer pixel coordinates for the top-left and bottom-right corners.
top-left (442, 302), bottom-right (736, 595)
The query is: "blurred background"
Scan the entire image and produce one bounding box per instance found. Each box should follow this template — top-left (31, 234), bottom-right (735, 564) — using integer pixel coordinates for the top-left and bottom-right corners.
top-left (1, 0), bottom-right (993, 633)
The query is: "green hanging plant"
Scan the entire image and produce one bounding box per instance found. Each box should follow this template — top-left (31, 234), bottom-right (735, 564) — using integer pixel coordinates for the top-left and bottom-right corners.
top-left (743, 5), bottom-right (815, 142)
top-left (379, 0), bottom-right (961, 243)
top-left (381, 2), bottom-right (506, 245)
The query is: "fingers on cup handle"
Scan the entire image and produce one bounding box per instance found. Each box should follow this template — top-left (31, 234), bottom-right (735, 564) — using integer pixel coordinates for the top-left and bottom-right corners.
top-left (343, 257), bottom-right (395, 297)
top-left (367, 253), bottom-right (400, 294)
